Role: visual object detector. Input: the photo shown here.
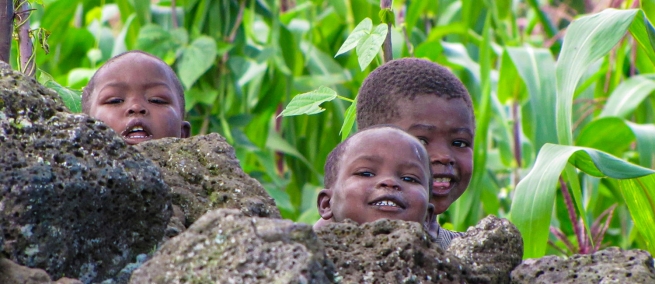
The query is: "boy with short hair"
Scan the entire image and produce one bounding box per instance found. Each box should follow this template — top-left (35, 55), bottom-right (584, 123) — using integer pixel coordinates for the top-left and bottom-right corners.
top-left (82, 51), bottom-right (191, 145)
top-left (356, 58), bottom-right (475, 247)
top-left (315, 125), bottom-right (435, 230)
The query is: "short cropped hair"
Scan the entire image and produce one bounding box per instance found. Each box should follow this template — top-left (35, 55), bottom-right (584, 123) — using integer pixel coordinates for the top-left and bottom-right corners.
top-left (81, 50), bottom-right (186, 117)
top-left (356, 58), bottom-right (473, 129)
top-left (324, 124), bottom-right (431, 191)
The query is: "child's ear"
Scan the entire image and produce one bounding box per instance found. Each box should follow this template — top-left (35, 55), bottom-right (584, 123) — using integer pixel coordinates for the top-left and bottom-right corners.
top-left (424, 203), bottom-right (435, 230)
top-left (317, 189), bottom-right (333, 220)
top-left (181, 121), bottom-right (191, 138)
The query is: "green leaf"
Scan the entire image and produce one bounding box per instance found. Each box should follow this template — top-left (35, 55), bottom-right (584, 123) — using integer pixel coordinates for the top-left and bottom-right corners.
top-left (38, 71), bottom-right (82, 113)
top-left (378, 8), bottom-right (395, 26)
top-left (619, 174), bottom-right (655, 255)
top-left (628, 11), bottom-right (655, 67)
top-left (509, 143), bottom-right (654, 259)
top-left (111, 14), bottom-right (137, 56)
top-left (135, 24), bottom-right (175, 59)
top-left (335, 18), bottom-right (372, 57)
top-left (557, 11), bottom-right (637, 142)
top-left (556, 9), bottom-right (638, 145)
top-left (599, 75), bottom-right (655, 118)
top-left (355, 23), bottom-right (388, 71)
top-left (178, 36), bottom-right (217, 89)
top-left (339, 100), bottom-right (357, 141)
top-left (278, 86), bottom-right (338, 117)
top-left (504, 46), bottom-right (558, 149)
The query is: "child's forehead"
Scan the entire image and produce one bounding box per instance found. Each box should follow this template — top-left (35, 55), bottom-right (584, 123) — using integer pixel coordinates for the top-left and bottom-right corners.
top-left (345, 128), bottom-right (428, 161)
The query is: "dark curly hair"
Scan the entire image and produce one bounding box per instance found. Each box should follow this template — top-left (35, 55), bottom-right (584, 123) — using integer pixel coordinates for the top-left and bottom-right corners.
top-left (81, 50), bottom-right (186, 117)
top-left (356, 58), bottom-right (473, 129)
top-left (324, 124), bottom-right (432, 192)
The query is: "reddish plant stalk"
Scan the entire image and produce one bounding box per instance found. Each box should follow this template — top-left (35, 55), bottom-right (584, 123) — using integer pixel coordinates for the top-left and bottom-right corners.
top-left (559, 177), bottom-right (586, 253)
top-left (380, 0), bottom-right (392, 63)
top-left (16, 1), bottom-right (33, 76)
top-left (171, 0), bottom-right (178, 29)
top-left (0, 0), bottom-right (12, 63)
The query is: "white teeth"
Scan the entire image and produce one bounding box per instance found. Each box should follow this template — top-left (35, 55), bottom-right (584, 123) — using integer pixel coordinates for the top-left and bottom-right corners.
top-left (129, 126), bottom-right (144, 132)
top-left (374, 200), bottom-right (398, 207)
top-left (434, 177), bottom-right (451, 183)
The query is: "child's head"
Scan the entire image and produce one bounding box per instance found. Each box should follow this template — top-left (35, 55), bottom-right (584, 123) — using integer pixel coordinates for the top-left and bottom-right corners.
top-left (356, 58), bottom-right (475, 215)
top-left (82, 50), bottom-right (190, 145)
top-left (317, 125), bottom-right (434, 226)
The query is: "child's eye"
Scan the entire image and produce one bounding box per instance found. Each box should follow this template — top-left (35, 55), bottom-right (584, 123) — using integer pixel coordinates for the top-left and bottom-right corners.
top-left (149, 98), bottom-right (168, 104)
top-left (105, 98), bottom-right (123, 104)
top-left (401, 176), bottom-right (419, 183)
top-left (453, 140), bottom-right (470, 148)
top-left (355, 171), bottom-right (374, 177)
top-left (417, 137), bottom-right (428, 145)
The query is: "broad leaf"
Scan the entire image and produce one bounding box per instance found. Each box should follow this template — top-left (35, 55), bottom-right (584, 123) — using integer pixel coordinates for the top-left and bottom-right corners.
top-left (599, 75), bottom-right (655, 118)
top-left (178, 36), bottom-right (217, 89)
top-left (335, 18), bottom-right (372, 57)
top-left (619, 174), bottom-right (655, 255)
top-left (339, 100), bottom-right (357, 141)
top-left (279, 86), bottom-right (338, 117)
top-left (510, 143), bottom-right (654, 259)
top-left (38, 71), bottom-right (82, 113)
top-left (356, 24), bottom-right (388, 71)
top-left (628, 11), bottom-right (655, 67)
top-left (504, 46), bottom-right (558, 149)
top-left (556, 9), bottom-right (638, 145)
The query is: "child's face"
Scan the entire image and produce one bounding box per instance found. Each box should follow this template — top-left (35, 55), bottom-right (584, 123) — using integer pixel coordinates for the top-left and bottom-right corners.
top-left (394, 96), bottom-right (474, 215)
top-left (86, 53), bottom-right (190, 145)
top-left (326, 128), bottom-right (432, 225)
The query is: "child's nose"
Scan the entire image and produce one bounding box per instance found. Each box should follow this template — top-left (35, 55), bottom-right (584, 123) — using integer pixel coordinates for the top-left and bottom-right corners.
top-left (376, 177), bottom-right (401, 190)
top-left (429, 145), bottom-right (455, 166)
top-left (127, 103), bottom-right (148, 116)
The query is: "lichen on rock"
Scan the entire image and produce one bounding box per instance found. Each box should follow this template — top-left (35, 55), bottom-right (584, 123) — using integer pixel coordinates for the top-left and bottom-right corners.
top-left (130, 209), bottom-right (336, 283)
top-left (0, 62), bottom-right (172, 283)
top-left (510, 247), bottom-right (655, 283)
top-left (316, 219), bottom-right (473, 283)
top-left (134, 133), bottom-right (281, 234)
top-left (448, 215), bottom-right (523, 283)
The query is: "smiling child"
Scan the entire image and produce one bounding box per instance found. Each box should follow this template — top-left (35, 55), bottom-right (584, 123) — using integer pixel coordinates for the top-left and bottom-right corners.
top-left (82, 51), bottom-right (191, 145)
top-left (315, 125), bottom-right (434, 229)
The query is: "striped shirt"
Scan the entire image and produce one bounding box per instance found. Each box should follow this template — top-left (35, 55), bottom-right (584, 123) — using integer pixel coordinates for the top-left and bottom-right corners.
top-left (435, 226), bottom-right (465, 249)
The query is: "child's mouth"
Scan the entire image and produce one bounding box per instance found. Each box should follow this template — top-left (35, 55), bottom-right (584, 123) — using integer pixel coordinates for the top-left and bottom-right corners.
top-left (369, 196), bottom-right (406, 211)
top-left (432, 177), bottom-right (454, 196)
top-left (121, 122), bottom-right (153, 144)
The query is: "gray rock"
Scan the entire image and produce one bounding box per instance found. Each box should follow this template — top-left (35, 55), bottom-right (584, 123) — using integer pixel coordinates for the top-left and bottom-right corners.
top-left (316, 219), bottom-right (472, 283)
top-left (130, 209), bottom-right (336, 283)
top-left (448, 215), bottom-right (523, 283)
top-left (0, 62), bottom-right (171, 282)
top-left (134, 133), bottom-right (281, 234)
top-left (0, 258), bottom-right (51, 284)
top-left (510, 247), bottom-right (655, 283)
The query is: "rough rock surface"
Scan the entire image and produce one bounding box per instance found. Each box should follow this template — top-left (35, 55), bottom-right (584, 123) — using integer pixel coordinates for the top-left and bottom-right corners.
top-left (510, 247), bottom-right (655, 283)
top-left (0, 62), bottom-right (171, 282)
top-left (130, 209), bottom-right (335, 283)
top-left (448, 215), bottom-right (523, 283)
top-left (0, 258), bottom-right (51, 283)
top-left (316, 219), bottom-right (472, 283)
top-left (134, 133), bottom-right (281, 235)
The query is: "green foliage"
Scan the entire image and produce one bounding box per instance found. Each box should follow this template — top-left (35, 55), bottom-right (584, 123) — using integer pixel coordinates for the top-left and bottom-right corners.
top-left (16, 0), bottom-right (655, 259)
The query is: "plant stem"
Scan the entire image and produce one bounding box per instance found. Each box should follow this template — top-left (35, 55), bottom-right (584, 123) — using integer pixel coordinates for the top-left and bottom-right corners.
top-left (16, 0), bottom-right (34, 76)
top-left (380, 0), bottom-right (392, 63)
top-left (337, 95), bottom-right (354, 103)
top-left (559, 177), bottom-right (585, 254)
top-left (0, 0), bottom-right (13, 63)
top-left (171, 0), bottom-right (178, 29)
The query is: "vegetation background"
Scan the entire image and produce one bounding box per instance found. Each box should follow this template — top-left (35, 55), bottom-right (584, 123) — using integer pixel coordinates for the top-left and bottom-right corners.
top-left (4, 0), bottom-right (655, 259)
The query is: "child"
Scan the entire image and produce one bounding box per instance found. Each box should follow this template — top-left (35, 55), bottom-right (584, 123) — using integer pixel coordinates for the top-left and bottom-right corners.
top-left (82, 51), bottom-right (191, 145)
top-left (356, 58), bottom-right (475, 247)
top-left (315, 125), bottom-right (434, 230)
